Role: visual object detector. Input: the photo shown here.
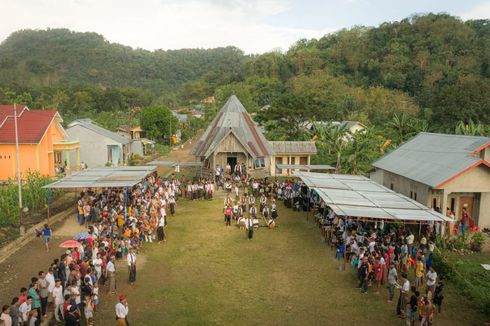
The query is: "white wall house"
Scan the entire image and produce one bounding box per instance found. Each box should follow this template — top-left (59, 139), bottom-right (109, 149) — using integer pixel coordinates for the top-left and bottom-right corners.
top-left (67, 119), bottom-right (130, 168)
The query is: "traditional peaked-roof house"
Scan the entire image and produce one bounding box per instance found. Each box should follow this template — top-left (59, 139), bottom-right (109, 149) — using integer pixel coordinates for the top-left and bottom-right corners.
top-left (0, 104), bottom-right (80, 180)
top-left (192, 95), bottom-right (316, 177)
top-left (371, 132), bottom-right (490, 229)
top-left (67, 119), bottom-right (129, 168)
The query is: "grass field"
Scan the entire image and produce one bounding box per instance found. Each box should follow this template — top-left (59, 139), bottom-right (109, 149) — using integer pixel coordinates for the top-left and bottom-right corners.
top-left (94, 194), bottom-right (488, 325)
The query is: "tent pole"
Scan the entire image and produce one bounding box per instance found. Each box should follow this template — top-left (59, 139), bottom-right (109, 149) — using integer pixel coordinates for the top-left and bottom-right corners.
top-left (124, 187), bottom-right (128, 220)
top-left (47, 188), bottom-right (51, 223)
top-left (418, 222), bottom-right (422, 239)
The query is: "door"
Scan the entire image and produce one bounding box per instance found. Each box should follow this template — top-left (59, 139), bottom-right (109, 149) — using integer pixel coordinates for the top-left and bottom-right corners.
top-left (275, 157), bottom-right (283, 175)
top-left (227, 156), bottom-right (237, 172)
top-left (458, 196), bottom-right (474, 222)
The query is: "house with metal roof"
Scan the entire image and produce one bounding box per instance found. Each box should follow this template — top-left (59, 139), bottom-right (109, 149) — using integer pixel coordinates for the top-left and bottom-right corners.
top-left (370, 132), bottom-right (490, 229)
top-left (270, 141), bottom-right (317, 176)
top-left (0, 104), bottom-right (80, 180)
top-left (192, 95), bottom-right (317, 177)
top-left (67, 119), bottom-right (129, 168)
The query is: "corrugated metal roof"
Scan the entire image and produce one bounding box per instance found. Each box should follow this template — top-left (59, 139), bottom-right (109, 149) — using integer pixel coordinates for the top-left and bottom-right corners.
top-left (270, 141), bottom-right (317, 154)
top-left (372, 132), bottom-right (490, 187)
top-left (295, 171), bottom-right (450, 222)
top-left (192, 95), bottom-right (273, 158)
top-left (44, 166), bottom-right (156, 189)
top-left (68, 119), bottom-right (130, 145)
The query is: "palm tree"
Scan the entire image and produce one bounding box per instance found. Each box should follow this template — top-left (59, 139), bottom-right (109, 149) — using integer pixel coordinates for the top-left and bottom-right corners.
top-left (388, 113), bottom-right (414, 144)
top-left (455, 120), bottom-right (488, 136)
top-left (314, 122), bottom-right (349, 172)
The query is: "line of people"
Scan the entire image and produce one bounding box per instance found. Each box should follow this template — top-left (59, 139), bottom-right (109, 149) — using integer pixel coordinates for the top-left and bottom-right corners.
top-left (1, 173), bottom-right (181, 326)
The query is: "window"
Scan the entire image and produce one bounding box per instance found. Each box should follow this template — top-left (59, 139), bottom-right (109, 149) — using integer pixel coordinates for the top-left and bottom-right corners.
top-left (390, 183), bottom-right (394, 190)
top-left (451, 198), bottom-right (455, 212)
top-left (300, 156), bottom-right (308, 165)
top-left (254, 157), bottom-right (265, 169)
top-left (414, 193), bottom-right (417, 201)
top-left (432, 198), bottom-right (437, 209)
top-left (410, 191), bottom-right (413, 199)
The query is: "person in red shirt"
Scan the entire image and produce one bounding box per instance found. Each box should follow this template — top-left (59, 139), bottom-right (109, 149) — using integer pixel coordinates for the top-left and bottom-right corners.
top-left (18, 287), bottom-right (28, 304)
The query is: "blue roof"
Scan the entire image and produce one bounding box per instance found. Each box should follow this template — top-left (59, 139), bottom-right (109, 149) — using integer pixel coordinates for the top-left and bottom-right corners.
top-left (373, 132), bottom-right (490, 187)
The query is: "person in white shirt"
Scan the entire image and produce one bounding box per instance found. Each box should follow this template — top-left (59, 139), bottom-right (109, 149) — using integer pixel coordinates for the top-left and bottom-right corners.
top-left (18, 297), bottom-right (32, 324)
top-left (106, 256), bottom-right (116, 294)
top-left (45, 267), bottom-right (55, 299)
top-left (52, 280), bottom-right (64, 322)
top-left (1, 305), bottom-right (12, 326)
top-left (127, 249), bottom-right (137, 285)
top-left (426, 267), bottom-right (437, 296)
top-left (93, 253), bottom-right (103, 281)
top-left (115, 294), bottom-right (129, 325)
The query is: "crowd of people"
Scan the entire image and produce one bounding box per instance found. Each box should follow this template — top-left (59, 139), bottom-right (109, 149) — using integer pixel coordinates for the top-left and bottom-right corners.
top-left (0, 164), bottom-right (458, 326)
top-left (0, 172), bottom-right (181, 326)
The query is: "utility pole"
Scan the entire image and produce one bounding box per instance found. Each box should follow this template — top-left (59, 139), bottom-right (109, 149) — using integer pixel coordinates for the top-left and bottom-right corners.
top-left (169, 111), bottom-right (172, 146)
top-left (14, 103), bottom-right (25, 235)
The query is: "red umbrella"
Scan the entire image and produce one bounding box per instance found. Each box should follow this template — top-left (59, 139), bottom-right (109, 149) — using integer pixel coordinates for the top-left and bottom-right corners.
top-left (59, 240), bottom-right (82, 248)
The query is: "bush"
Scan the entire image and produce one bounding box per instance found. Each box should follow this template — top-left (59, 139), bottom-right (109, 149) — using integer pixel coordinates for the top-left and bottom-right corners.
top-left (155, 144), bottom-right (170, 156)
top-left (469, 231), bottom-right (485, 252)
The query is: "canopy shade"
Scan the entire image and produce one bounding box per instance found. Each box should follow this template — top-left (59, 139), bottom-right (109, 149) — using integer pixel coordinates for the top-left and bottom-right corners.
top-left (43, 166), bottom-right (157, 189)
top-left (294, 171), bottom-right (450, 223)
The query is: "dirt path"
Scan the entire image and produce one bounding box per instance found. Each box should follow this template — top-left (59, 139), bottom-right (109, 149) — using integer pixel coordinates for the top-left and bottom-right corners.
top-left (155, 131), bottom-right (203, 176)
top-left (0, 210), bottom-right (85, 301)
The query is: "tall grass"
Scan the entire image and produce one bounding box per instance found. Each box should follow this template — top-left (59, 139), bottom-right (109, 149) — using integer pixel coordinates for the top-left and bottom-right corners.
top-left (0, 171), bottom-right (59, 227)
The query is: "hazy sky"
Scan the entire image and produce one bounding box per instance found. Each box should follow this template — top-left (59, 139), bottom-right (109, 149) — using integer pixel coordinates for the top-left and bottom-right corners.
top-left (2, 0), bottom-right (490, 54)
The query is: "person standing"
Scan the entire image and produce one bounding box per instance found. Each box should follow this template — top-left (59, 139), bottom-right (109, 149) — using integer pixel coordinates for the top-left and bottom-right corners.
top-left (168, 196), bottom-right (176, 216)
top-left (19, 296), bottom-right (32, 325)
top-left (1, 305), bottom-right (12, 326)
top-left (461, 207), bottom-right (470, 238)
top-left (425, 266), bottom-right (437, 297)
top-left (358, 257), bottom-right (369, 294)
top-left (52, 279), bottom-right (64, 323)
top-left (157, 215), bottom-right (166, 243)
top-left (115, 295), bottom-right (129, 326)
top-left (106, 256), bottom-right (116, 295)
top-left (127, 249), bottom-right (137, 285)
top-left (41, 224), bottom-right (51, 252)
top-left (9, 298), bottom-right (21, 326)
top-left (37, 272), bottom-right (49, 319)
top-left (397, 273), bottom-right (410, 318)
top-left (387, 263), bottom-right (398, 303)
top-left (246, 218), bottom-right (254, 240)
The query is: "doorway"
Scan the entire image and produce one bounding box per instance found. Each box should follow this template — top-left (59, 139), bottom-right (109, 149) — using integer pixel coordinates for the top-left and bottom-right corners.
top-left (227, 156), bottom-right (237, 172)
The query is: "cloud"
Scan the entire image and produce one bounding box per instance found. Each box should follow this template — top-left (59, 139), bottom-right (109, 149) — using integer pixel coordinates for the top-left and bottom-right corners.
top-left (460, 1), bottom-right (490, 20)
top-left (0, 0), bottom-right (334, 54)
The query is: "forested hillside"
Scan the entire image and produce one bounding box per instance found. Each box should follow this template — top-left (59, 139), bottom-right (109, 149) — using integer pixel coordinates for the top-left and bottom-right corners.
top-left (0, 14), bottom-right (489, 136)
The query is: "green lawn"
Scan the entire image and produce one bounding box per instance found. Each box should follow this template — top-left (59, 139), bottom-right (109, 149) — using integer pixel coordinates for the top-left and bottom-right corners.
top-left (94, 195), bottom-right (487, 325)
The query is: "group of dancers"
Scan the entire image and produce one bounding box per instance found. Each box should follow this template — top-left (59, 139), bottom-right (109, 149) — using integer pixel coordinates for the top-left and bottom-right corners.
top-left (222, 188), bottom-right (279, 240)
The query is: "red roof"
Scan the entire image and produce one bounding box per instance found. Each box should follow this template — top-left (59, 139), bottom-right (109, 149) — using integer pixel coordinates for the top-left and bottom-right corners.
top-left (0, 105), bottom-right (59, 144)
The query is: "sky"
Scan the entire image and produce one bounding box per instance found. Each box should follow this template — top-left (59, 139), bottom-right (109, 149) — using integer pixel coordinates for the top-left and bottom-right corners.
top-left (1, 0), bottom-right (490, 54)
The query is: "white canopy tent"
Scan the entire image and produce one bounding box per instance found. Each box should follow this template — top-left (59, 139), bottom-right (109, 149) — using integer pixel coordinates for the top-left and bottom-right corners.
top-left (294, 171), bottom-right (450, 223)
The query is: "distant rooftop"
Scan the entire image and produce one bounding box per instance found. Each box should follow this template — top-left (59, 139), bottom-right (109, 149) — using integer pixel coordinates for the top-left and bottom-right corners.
top-left (68, 119), bottom-right (129, 144)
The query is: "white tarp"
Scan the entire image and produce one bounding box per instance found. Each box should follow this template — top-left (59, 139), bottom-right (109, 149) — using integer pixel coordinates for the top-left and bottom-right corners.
top-left (295, 171), bottom-right (450, 223)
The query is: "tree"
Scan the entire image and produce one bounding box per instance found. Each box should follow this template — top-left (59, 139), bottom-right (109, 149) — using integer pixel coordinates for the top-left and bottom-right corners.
top-left (140, 106), bottom-right (178, 143)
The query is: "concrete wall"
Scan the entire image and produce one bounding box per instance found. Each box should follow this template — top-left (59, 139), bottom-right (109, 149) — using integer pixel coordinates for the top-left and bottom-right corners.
top-left (67, 125), bottom-right (123, 168)
top-left (479, 192), bottom-right (490, 229)
top-left (372, 165), bottom-right (490, 228)
top-left (0, 121), bottom-right (67, 180)
top-left (370, 169), bottom-right (431, 205)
